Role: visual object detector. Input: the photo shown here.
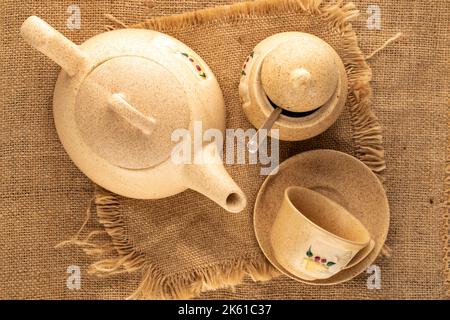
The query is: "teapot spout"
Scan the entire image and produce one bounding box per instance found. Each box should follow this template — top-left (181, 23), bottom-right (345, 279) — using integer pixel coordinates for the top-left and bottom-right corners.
top-left (183, 143), bottom-right (247, 213)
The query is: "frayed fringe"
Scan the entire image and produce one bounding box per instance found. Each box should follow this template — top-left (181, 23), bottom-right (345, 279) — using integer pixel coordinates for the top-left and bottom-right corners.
top-left (365, 32), bottom-right (403, 60)
top-left (71, 187), bottom-right (280, 299)
top-left (105, 13), bottom-right (127, 29)
top-left (55, 196), bottom-right (115, 257)
top-left (129, 257), bottom-right (280, 300)
top-left (133, 0), bottom-right (357, 34)
top-left (70, 0), bottom-right (389, 299)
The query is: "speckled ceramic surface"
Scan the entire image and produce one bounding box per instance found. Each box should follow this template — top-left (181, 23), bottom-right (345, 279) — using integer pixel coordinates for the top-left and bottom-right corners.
top-left (239, 32), bottom-right (347, 141)
top-left (20, 16), bottom-right (247, 213)
top-left (271, 186), bottom-right (375, 281)
top-left (254, 150), bottom-right (389, 285)
top-left (261, 36), bottom-right (339, 112)
top-left (75, 56), bottom-right (191, 169)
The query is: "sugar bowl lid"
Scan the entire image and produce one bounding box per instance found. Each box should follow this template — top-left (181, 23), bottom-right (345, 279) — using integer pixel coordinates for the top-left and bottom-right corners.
top-left (260, 34), bottom-right (340, 113)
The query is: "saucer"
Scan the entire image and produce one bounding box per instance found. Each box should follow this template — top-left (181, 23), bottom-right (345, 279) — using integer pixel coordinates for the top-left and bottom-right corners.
top-left (254, 149), bottom-right (389, 285)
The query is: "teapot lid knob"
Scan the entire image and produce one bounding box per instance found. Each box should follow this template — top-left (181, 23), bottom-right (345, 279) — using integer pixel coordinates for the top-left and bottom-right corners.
top-left (261, 34), bottom-right (340, 113)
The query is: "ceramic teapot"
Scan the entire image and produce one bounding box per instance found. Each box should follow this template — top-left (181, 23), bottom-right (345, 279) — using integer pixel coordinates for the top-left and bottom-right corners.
top-left (21, 16), bottom-right (247, 213)
top-left (240, 32), bottom-right (348, 141)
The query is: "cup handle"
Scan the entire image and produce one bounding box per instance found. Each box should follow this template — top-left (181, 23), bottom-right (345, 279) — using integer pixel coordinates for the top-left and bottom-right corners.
top-left (343, 239), bottom-right (376, 270)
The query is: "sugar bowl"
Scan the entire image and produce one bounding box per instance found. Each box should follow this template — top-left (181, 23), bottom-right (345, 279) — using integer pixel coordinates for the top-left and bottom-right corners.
top-left (239, 32), bottom-right (347, 141)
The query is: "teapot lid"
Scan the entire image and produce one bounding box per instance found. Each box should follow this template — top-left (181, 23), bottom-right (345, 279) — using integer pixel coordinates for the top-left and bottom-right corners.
top-left (75, 55), bottom-right (190, 169)
top-left (260, 35), bottom-right (340, 113)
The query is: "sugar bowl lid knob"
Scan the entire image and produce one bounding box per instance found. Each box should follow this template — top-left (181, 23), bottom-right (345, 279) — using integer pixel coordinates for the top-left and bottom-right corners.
top-left (261, 34), bottom-right (340, 113)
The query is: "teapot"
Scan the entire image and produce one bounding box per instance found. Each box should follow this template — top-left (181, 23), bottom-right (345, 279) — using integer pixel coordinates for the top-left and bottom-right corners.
top-left (21, 16), bottom-right (247, 213)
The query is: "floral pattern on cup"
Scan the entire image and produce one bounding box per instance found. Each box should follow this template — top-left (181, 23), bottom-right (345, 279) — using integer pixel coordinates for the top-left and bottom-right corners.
top-left (179, 52), bottom-right (207, 79)
top-left (303, 246), bottom-right (337, 274)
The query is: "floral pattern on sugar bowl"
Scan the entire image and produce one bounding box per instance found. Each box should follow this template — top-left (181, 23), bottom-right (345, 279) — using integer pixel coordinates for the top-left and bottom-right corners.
top-left (240, 51), bottom-right (254, 77)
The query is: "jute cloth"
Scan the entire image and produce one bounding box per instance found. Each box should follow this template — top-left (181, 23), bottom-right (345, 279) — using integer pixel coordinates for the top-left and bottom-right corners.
top-left (0, 0), bottom-right (448, 299)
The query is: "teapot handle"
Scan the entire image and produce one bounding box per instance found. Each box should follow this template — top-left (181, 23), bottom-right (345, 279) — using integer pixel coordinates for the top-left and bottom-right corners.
top-left (20, 16), bottom-right (89, 76)
top-left (343, 239), bottom-right (376, 270)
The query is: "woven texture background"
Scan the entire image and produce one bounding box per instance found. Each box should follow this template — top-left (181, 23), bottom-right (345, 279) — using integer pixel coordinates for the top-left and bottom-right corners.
top-left (1, 0), bottom-right (448, 299)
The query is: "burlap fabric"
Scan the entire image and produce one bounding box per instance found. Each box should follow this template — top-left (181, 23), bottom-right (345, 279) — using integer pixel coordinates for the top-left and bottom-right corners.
top-left (1, 0), bottom-right (448, 299)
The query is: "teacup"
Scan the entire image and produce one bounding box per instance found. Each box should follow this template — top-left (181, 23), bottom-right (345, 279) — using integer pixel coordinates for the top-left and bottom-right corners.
top-left (270, 186), bottom-right (375, 281)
